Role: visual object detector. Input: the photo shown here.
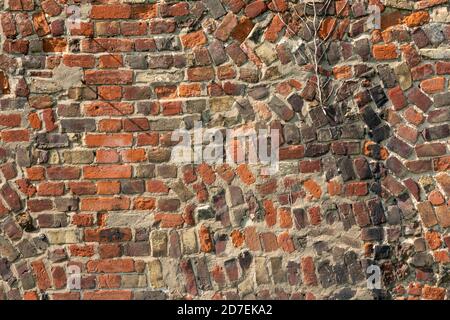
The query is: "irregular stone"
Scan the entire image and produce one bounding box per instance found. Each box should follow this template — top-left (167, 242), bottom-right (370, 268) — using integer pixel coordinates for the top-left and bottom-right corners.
top-left (420, 48), bottom-right (450, 60)
top-left (268, 96), bottom-right (294, 121)
top-left (394, 62), bottom-right (412, 90)
top-left (203, 0), bottom-right (226, 19)
top-left (377, 64), bottom-right (397, 88)
top-left (255, 42), bottom-right (277, 65)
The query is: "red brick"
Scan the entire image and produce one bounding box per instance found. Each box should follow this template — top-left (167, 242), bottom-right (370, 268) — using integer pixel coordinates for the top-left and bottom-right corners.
top-left (436, 61), bottom-right (450, 75)
top-left (319, 17), bottom-right (337, 40)
top-left (422, 285), bottom-right (446, 300)
top-left (236, 164), bottom-right (255, 185)
top-left (279, 145), bottom-right (305, 160)
top-left (403, 11), bottom-right (429, 27)
top-left (69, 182), bottom-right (96, 196)
top-left (397, 124), bottom-right (419, 144)
top-left (420, 77), bottom-right (445, 94)
top-left (72, 214), bottom-right (94, 228)
top-left (84, 290), bottom-right (133, 300)
top-left (120, 149), bottom-right (147, 163)
top-left (27, 199), bottom-right (53, 212)
top-left (333, 65), bottom-right (352, 80)
top-left (154, 213), bottom-right (184, 228)
top-left (133, 197), bottom-right (156, 210)
top-left (161, 101), bottom-right (182, 116)
top-left (181, 30), bottom-right (207, 48)
top-left (179, 83), bottom-right (201, 97)
top-left (98, 274), bottom-right (121, 289)
top-left (81, 39), bottom-right (134, 53)
top-left (98, 54), bottom-right (123, 69)
top-left (69, 244), bottom-right (95, 257)
top-left (37, 182), bottom-right (64, 196)
top-left (90, 5), bottom-right (131, 19)
top-left (433, 156), bottom-right (450, 172)
top-left (85, 134), bottom-right (132, 147)
top-left (387, 86), bottom-right (407, 110)
top-left (121, 21), bottom-right (147, 36)
top-left (31, 260), bottom-right (51, 291)
top-left (122, 118), bottom-right (149, 131)
top-left (197, 163), bottom-right (216, 185)
top-left (277, 232), bottom-right (295, 253)
top-left (308, 206), bottom-right (322, 225)
top-left (43, 38), bottom-right (67, 52)
top-left (1, 129), bottom-right (29, 142)
top-left (301, 256), bottom-right (318, 286)
top-left (0, 114), bottom-right (21, 127)
top-left (84, 102), bottom-right (133, 117)
top-left (404, 107), bottom-right (424, 126)
top-left (26, 167), bottom-right (45, 180)
top-left (411, 63), bottom-right (434, 80)
top-left (80, 197), bottom-right (130, 211)
top-left (245, 0), bottom-right (267, 18)
top-left (85, 70), bottom-right (133, 85)
top-left (0, 13), bottom-right (17, 38)
top-left (96, 181), bottom-right (121, 195)
top-left (51, 266), bottom-right (66, 289)
top-left (131, 4), bottom-right (157, 19)
top-left (303, 179), bottom-right (322, 199)
top-left (149, 19), bottom-right (176, 34)
top-left (372, 44), bottom-right (398, 60)
top-left (47, 166), bottom-right (80, 180)
top-left (187, 67), bottom-right (215, 81)
top-left (95, 150), bottom-right (119, 164)
top-left (265, 15), bottom-right (285, 42)
top-left (199, 224), bottom-right (214, 252)
top-left (344, 182), bottom-right (369, 197)
top-left (83, 165), bottom-right (132, 179)
top-left (41, 0), bottom-right (62, 16)
top-left (146, 180), bottom-right (169, 193)
top-left (260, 232), bottom-right (278, 252)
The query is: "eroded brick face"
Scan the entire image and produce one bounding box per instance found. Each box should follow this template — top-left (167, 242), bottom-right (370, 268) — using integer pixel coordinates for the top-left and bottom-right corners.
top-left (0, 0), bottom-right (449, 301)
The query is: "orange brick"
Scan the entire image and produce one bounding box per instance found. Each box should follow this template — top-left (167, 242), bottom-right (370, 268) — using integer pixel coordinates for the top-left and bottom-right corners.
top-left (372, 44), bottom-right (398, 60)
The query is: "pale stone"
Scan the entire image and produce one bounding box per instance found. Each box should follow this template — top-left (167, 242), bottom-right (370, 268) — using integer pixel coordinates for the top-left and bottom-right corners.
top-left (383, 0), bottom-right (414, 10)
top-left (419, 49), bottom-right (450, 60)
top-left (170, 180), bottom-right (194, 202)
top-left (394, 62), bottom-right (412, 90)
top-left (53, 64), bottom-right (83, 90)
top-left (135, 70), bottom-right (184, 83)
top-left (255, 42), bottom-right (278, 65)
top-left (0, 235), bottom-right (19, 262)
top-left (210, 96), bottom-right (235, 113)
top-left (151, 231), bottom-right (167, 257)
top-left (48, 150), bottom-right (60, 165)
top-left (161, 260), bottom-right (184, 293)
top-left (238, 275), bottom-right (254, 296)
top-left (430, 7), bottom-right (450, 23)
top-left (46, 230), bottom-right (80, 244)
top-left (181, 228), bottom-right (198, 254)
top-left (255, 257), bottom-right (270, 285)
top-left (121, 275), bottom-right (147, 288)
top-left (29, 79), bottom-right (62, 94)
top-left (148, 259), bottom-right (164, 288)
top-left (149, 118), bottom-right (181, 131)
top-left (63, 150), bottom-right (94, 164)
top-left (106, 213), bottom-right (153, 227)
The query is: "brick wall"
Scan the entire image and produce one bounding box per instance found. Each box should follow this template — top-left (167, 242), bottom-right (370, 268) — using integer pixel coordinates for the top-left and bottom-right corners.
top-left (0, 0), bottom-right (449, 300)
